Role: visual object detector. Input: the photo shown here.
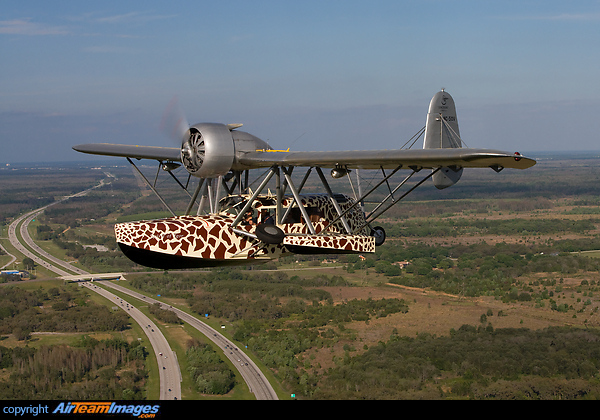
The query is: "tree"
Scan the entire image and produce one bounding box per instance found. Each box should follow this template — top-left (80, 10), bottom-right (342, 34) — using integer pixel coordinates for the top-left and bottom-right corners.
top-left (22, 257), bottom-right (35, 271)
top-left (13, 327), bottom-right (30, 341)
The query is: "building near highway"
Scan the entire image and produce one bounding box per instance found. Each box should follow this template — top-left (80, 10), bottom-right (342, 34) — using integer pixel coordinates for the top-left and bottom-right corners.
top-left (1, 270), bottom-right (29, 279)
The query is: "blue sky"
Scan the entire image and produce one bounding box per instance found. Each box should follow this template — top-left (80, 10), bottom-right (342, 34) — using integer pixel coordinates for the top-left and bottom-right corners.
top-left (1, 0), bottom-right (600, 163)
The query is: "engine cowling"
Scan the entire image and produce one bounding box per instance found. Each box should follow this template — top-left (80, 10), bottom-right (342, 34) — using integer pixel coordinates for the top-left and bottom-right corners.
top-left (181, 123), bottom-right (235, 178)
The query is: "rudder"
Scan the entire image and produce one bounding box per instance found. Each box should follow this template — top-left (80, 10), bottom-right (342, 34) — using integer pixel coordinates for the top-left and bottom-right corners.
top-left (423, 89), bottom-right (463, 189)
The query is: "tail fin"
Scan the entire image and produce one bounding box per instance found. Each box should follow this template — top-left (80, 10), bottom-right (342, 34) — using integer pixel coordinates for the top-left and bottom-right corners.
top-left (423, 89), bottom-right (463, 189)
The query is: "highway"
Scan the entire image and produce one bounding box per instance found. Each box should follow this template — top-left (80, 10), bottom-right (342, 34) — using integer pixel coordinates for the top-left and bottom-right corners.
top-left (6, 180), bottom-right (181, 400)
top-left (5, 179), bottom-right (278, 400)
top-left (0, 242), bottom-right (16, 270)
top-left (6, 182), bottom-right (105, 277)
top-left (102, 281), bottom-right (278, 400)
top-left (7, 204), bottom-right (74, 277)
top-left (81, 281), bottom-right (181, 400)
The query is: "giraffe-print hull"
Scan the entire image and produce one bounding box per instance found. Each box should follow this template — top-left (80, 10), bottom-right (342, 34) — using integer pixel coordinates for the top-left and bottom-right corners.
top-left (117, 242), bottom-right (266, 269)
top-left (114, 214), bottom-right (281, 269)
top-left (114, 194), bottom-right (376, 269)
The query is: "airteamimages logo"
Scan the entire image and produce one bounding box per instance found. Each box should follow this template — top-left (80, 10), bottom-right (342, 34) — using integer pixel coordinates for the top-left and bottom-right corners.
top-left (52, 402), bottom-right (161, 418)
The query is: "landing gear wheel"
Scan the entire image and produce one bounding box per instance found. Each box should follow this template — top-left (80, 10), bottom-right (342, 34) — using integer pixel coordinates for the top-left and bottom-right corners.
top-left (255, 224), bottom-right (286, 244)
top-left (371, 226), bottom-right (386, 246)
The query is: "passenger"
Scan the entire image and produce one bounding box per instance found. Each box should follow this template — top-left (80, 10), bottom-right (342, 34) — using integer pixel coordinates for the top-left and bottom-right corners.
top-left (242, 210), bottom-right (254, 225)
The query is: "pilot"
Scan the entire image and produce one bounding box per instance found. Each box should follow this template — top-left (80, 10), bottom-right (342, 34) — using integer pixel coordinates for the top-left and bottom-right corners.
top-left (261, 210), bottom-right (274, 225)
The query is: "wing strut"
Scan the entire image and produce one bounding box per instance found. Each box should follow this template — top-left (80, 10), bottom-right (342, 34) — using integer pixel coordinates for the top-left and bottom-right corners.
top-left (280, 167), bottom-right (313, 225)
top-left (185, 179), bottom-right (204, 216)
top-left (317, 165), bottom-right (403, 233)
top-left (366, 169), bottom-right (418, 221)
top-left (127, 158), bottom-right (177, 217)
top-left (354, 167), bottom-right (441, 233)
top-left (316, 167), bottom-right (352, 234)
top-left (230, 166), bottom-right (277, 229)
top-left (159, 161), bottom-right (194, 199)
top-left (282, 167), bottom-right (316, 235)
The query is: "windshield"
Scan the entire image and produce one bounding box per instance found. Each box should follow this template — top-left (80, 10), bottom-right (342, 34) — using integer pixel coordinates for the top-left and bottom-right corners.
top-left (218, 195), bottom-right (247, 215)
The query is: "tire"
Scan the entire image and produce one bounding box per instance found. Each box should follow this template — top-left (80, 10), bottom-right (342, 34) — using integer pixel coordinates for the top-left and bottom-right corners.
top-left (255, 223), bottom-right (286, 244)
top-left (371, 226), bottom-right (386, 246)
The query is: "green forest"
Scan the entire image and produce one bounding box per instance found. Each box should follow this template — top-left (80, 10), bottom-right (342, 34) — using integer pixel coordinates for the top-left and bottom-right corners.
top-left (0, 284), bottom-right (130, 340)
top-left (0, 337), bottom-right (148, 400)
top-left (313, 326), bottom-right (600, 399)
top-left (186, 339), bottom-right (235, 395)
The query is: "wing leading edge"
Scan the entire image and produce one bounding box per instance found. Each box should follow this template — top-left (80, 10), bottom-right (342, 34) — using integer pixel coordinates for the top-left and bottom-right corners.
top-left (73, 142), bottom-right (535, 171)
top-left (237, 148), bottom-right (535, 170)
top-left (73, 143), bottom-right (181, 161)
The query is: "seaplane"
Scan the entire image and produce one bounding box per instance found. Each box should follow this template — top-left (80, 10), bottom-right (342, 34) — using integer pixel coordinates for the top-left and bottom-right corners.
top-left (73, 90), bottom-right (535, 269)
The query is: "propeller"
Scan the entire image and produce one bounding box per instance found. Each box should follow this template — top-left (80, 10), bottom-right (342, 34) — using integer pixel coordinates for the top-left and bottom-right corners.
top-left (160, 95), bottom-right (190, 145)
top-left (182, 128), bottom-right (205, 173)
top-left (158, 96), bottom-right (236, 178)
top-left (160, 96), bottom-right (203, 174)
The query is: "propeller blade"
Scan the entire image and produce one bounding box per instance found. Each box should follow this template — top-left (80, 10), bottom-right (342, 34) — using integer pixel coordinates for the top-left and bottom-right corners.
top-left (160, 95), bottom-right (189, 144)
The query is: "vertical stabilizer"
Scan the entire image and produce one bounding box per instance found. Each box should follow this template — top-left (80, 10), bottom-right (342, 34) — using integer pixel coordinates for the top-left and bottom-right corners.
top-left (423, 89), bottom-right (463, 189)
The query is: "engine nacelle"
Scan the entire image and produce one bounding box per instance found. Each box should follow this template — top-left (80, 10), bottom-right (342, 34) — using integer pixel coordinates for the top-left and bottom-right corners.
top-left (181, 123), bottom-right (235, 178)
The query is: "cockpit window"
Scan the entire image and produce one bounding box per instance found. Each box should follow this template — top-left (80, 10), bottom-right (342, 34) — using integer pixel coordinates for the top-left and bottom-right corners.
top-left (282, 206), bottom-right (323, 224)
top-left (219, 194), bottom-right (326, 225)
